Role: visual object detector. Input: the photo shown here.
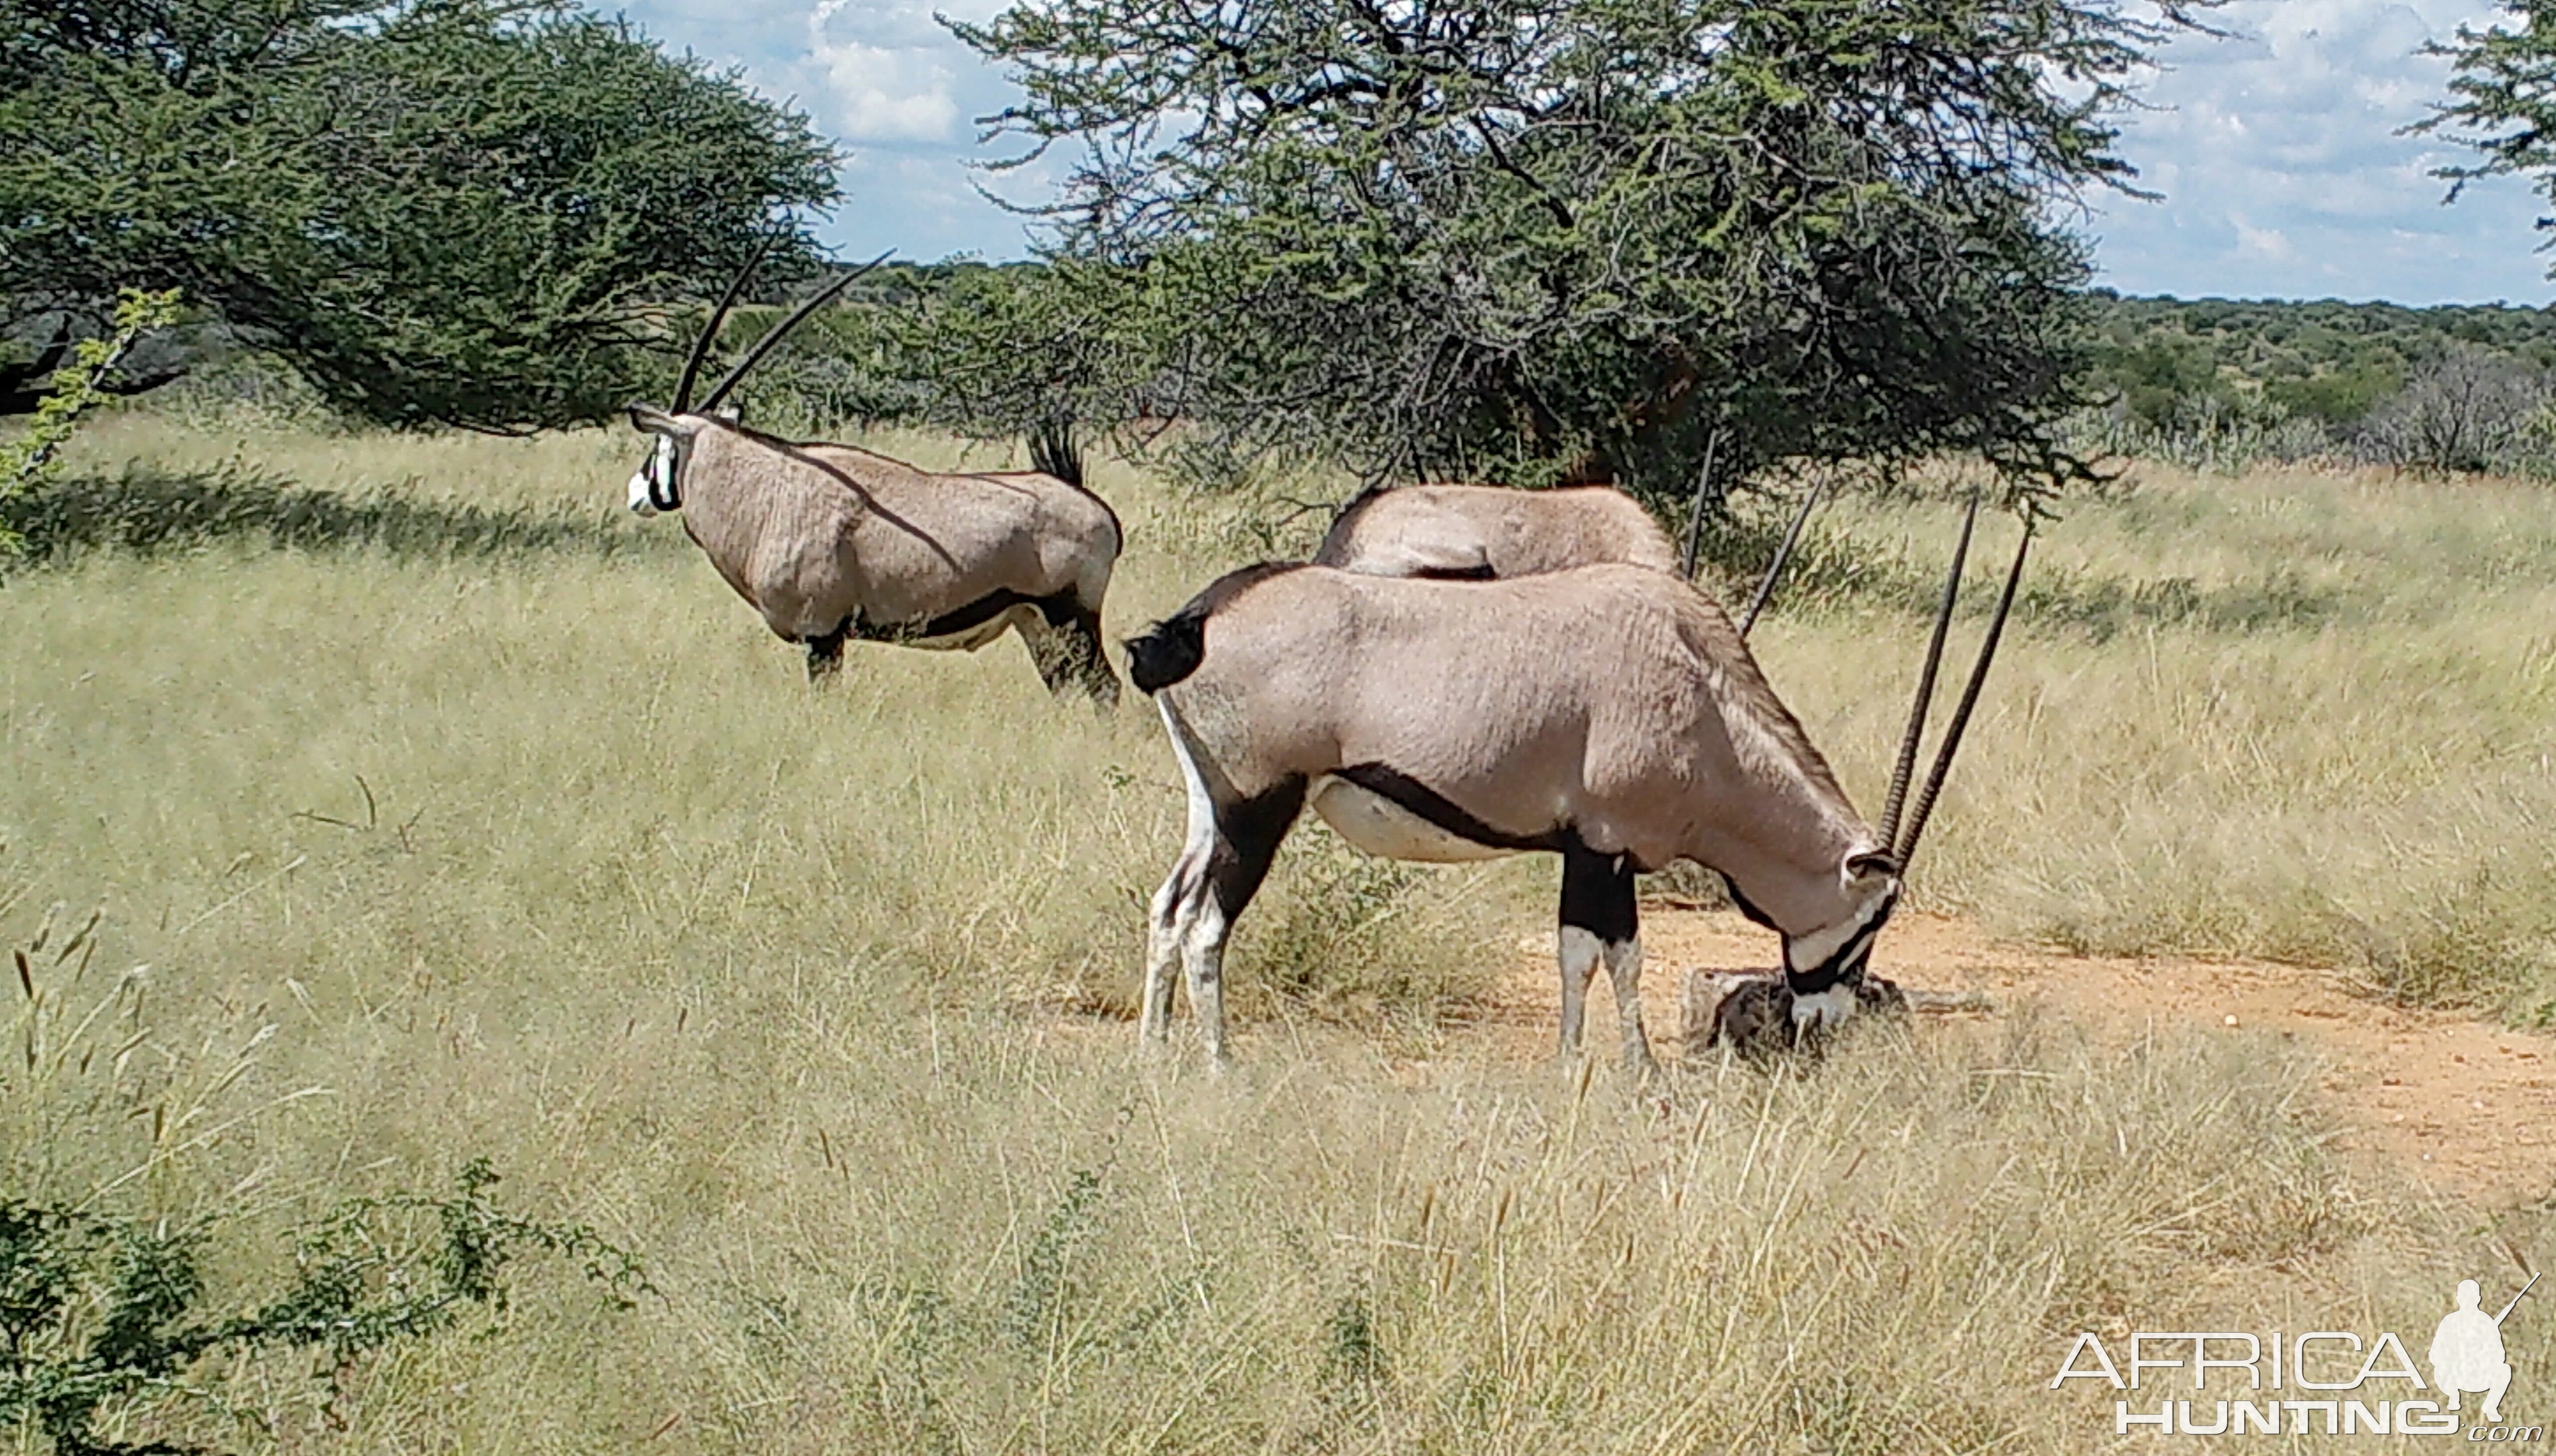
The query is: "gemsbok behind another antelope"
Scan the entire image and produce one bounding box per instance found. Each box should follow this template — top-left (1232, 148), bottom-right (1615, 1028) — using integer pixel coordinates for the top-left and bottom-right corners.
top-left (623, 243), bottom-right (1123, 701)
top-left (1309, 477), bottom-right (1830, 646)
top-left (1124, 502), bottom-right (2027, 1070)
top-left (1312, 482), bottom-right (1679, 579)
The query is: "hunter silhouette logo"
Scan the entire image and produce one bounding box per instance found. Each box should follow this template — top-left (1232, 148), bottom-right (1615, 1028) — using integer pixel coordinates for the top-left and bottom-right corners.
top-left (2434, 1274), bottom-right (2537, 1426)
top-left (2051, 1271), bottom-right (2541, 1437)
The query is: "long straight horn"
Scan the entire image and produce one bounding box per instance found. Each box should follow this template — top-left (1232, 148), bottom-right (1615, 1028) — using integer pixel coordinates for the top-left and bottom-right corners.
top-left (674, 232), bottom-right (779, 413)
top-left (697, 250), bottom-right (895, 413)
top-left (1894, 517), bottom-right (2032, 866)
top-left (1678, 430), bottom-right (1721, 581)
top-left (1877, 495), bottom-right (1979, 847)
top-left (1738, 476), bottom-right (1825, 639)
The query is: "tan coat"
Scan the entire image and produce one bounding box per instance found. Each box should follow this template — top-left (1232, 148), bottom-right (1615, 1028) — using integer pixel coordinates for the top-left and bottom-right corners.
top-left (672, 422), bottom-right (1120, 644)
top-left (1312, 483), bottom-right (1679, 579)
top-left (1156, 563), bottom-right (1884, 936)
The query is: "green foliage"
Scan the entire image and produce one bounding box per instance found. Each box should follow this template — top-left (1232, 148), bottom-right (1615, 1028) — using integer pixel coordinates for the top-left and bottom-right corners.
top-left (0, 0), bottom-right (839, 431)
top-left (948, 0), bottom-right (2224, 507)
top-left (2415, 0), bottom-right (2556, 275)
top-left (2072, 292), bottom-right (2556, 473)
top-left (774, 261), bottom-right (1171, 442)
top-left (0, 1161), bottom-right (646, 1456)
top-left (2080, 292), bottom-right (2556, 424)
top-left (2092, 329), bottom-right (2227, 430)
top-left (0, 289), bottom-right (183, 553)
top-left (2265, 362), bottom-right (2403, 428)
top-left (1, 463), bottom-right (661, 566)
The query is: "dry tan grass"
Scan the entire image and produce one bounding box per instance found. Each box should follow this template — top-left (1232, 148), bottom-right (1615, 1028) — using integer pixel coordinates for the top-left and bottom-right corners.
top-left (4, 420), bottom-right (2551, 1451)
top-left (1719, 462), bottom-right (2556, 1021)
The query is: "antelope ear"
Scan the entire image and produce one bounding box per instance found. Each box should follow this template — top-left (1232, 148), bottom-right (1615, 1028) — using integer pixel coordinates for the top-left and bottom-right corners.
top-left (626, 403), bottom-right (698, 437)
top-left (1845, 851), bottom-right (1901, 882)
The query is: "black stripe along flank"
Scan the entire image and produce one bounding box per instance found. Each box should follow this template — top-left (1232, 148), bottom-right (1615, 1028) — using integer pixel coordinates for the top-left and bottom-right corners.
top-left (850, 588), bottom-right (1041, 645)
top-left (1330, 763), bottom-right (1572, 855)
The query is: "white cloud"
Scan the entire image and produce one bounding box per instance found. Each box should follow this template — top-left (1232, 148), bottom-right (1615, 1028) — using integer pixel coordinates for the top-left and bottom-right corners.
top-left (2093, 0), bottom-right (2553, 302)
top-left (2233, 218), bottom-right (2296, 260)
top-left (809, 28), bottom-right (957, 142)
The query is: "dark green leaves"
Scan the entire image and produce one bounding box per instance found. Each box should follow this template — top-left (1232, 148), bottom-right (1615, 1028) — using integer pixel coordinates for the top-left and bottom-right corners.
top-left (0, 1159), bottom-right (647, 1455)
top-left (952, 0), bottom-right (2218, 503)
top-left (0, 0), bottom-right (840, 430)
top-left (2415, 0), bottom-right (2556, 276)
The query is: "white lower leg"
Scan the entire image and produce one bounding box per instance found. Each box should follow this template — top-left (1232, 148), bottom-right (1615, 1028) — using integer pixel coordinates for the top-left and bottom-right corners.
top-left (1557, 925), bottom-right (1602, 1057)
top-left (1141, 879), bottom-right (1184, 1042)
top-left (1603, 935), bottom-right (1657, 1073)
top-left (1151, 699), bottom-right (1220, 1051)
top-left (1181, 902), bottom-right (1231, 1065)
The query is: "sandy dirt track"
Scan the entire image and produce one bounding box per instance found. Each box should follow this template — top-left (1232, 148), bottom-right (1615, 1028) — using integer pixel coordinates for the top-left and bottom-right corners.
top-left (1473, 906), bottom-right (2556, 1207)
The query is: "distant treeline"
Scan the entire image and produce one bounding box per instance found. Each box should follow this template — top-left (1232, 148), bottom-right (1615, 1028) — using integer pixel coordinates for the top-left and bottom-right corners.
top-left (772, 263), bottom-right (2556, 437)
top-left (158, 262), bottom-right (2556, 478)
top-left (2082, 290), bottom-right (2556, 431)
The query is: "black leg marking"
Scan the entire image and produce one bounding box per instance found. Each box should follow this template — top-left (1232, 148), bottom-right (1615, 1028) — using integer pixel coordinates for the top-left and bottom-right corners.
top-left (1209, 778), bottom-right (1306, 922)
top-left (805, 621), bottom-right (849, 681)
top-left (1561, 845), bottom-right (1638, 945)
top-left (1024, 591), bottom-right (1120, 704)
top-left (1070, 605), bottom-right (1121, 704)
top-left (1145, 774), bottom-right (1304, 1065)
top-left (1562, 843), bottom-right (1655, 1074)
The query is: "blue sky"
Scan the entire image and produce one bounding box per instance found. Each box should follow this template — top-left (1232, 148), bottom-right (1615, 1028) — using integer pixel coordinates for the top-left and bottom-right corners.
top-left (611, 0), bottom-right (2556, 306)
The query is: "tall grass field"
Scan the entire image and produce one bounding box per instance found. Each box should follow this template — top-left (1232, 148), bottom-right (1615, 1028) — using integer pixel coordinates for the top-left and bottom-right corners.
top-left (2, 413), bottom-right (2550, 1451)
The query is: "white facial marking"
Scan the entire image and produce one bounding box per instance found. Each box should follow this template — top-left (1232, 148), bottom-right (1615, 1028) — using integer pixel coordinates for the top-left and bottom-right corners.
top-left (626, 436), bottom-right (675, 516)
top-left (1783, 871), bottom-right (1898, 976)
top-left (1791, 985), bottom-right (1856, 1031)
top-left (1785, 912), bottom-right (1873, 976)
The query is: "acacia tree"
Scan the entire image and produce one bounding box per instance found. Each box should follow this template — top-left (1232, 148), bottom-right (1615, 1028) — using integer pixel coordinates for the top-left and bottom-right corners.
top-left (952, 0), bottom-right (2218, 503)
top-left (0, 0), bottom-right (840, 430)
top-left (2417, 1), bottom-right (2556, 274)
top-left (783, 259), bottom-right (1177, 437)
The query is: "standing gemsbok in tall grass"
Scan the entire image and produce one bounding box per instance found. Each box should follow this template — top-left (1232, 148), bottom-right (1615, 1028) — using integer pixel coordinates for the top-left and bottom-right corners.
top-left (1124, 502), bottom-right (2027, 1069)
top-left (623, 245), bottom-right (1123, 701)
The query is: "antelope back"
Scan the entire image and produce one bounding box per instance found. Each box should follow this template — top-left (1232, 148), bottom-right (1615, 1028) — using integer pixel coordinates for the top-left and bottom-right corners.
top-left (1314, 484), bottom-right (1678, 579)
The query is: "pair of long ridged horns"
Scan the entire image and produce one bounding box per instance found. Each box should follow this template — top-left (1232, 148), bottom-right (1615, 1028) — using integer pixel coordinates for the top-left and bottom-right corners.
top-left (669, 233), bottom-right (896, 415)
top-left (1875, 495), bottom-right (2033, 868)
top-left (1727, 472), bottom-right (2029, 864)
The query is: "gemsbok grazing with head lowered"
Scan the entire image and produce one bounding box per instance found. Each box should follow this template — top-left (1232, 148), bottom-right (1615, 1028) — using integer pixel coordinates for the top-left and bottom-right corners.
top-left (1124, 499), bottom-right (2027, 1071)
top-left (623, 244), bottom-right (1123, 702)
top-left (1312, 482), bottom-right (1679, 580)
